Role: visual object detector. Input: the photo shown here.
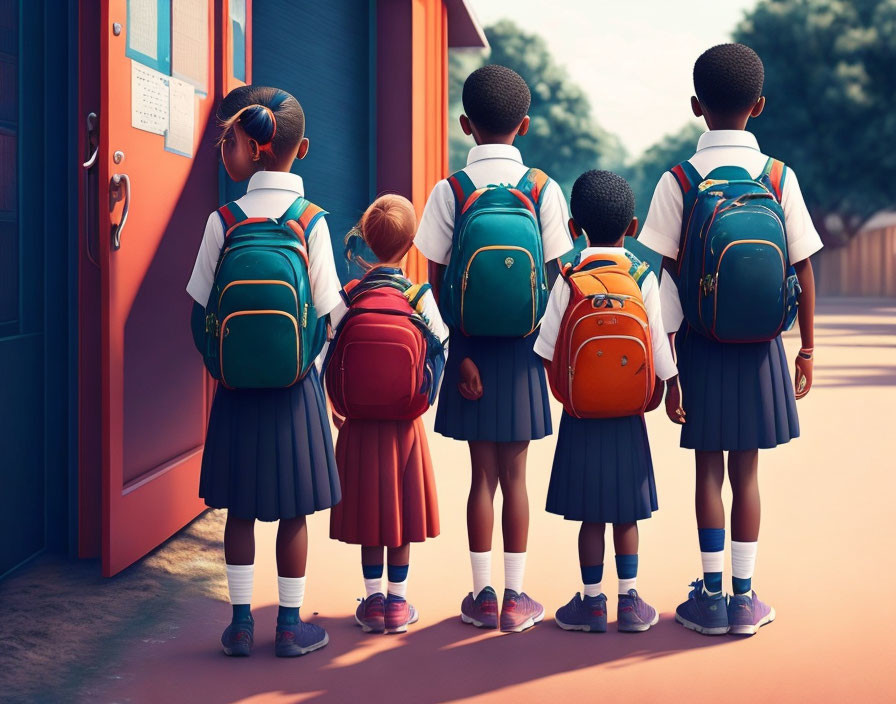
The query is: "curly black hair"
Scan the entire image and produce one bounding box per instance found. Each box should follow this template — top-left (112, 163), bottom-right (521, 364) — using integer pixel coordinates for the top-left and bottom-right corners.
top-left (462, 64), bottom-right (531, 134)
top-left (570, 170), bottom-right (635, 246)
top-left (693, 43), bottom-right (764, 114)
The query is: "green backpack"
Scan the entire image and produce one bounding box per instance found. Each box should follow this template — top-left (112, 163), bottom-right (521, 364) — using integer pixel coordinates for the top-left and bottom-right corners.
top-left (202, 197), bottom-right (327, 389)
top-left (441, 168), bottom-right (550, 337)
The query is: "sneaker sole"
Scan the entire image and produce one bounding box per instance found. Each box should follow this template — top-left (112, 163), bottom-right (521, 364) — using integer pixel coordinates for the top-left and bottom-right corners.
top-left (222, 643), bottom-right (252, 657)
top-left (675, 613), bottom-right (729, 635)
top-left (460, 613), bottom-right (498, 629)
top-left (386, 610), bottom-right (419, 634)
top-left (354, 613), bottom-right (385, 634)
top-left (729, 607), bottom-right (776, 636)
top-left (618, 610), bottom-right (660, 633)
top-left (501, 608), bottom-right (545, 633)
top-left (275, 632), bottom-right (329, 657)
top-left (555, 617), bottom-right (607, 633)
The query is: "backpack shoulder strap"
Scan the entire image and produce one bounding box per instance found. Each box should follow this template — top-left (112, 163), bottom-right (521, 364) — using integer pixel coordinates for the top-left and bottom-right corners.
top-left (280, 198), bottom-right (328, 262)
top-left (669, 161), bottom-right (702, 196)
top-left (516, 168), bottom-right (551, 207)
top-left (447, 171), bottom-right (477, 215)
top-left (216, 202), bottom-right (248, 231)
top-left (404, 282), bottom-right (432, 314)
top-left (760, 157), bottom-right (787, 201)
top-left (624, 251), bottom-right (651, 287)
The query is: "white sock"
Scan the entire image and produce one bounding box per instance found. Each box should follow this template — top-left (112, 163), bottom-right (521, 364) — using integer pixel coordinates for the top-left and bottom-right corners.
top-left (470, 551), bottom-right (491, 598)
top-left (618, 577), bottom-right (637, 595)
top-left (504, 552), bottom-right (526, 594)
top-left (731, 540), bottom-right (758, 593)
top-left (388, 579), bottom-right (408, 599)
top-left (226, 564), bottom-right (254, 605)
top-left (278, 575), bottom-right (306, 608)
top-left (364, 577), bottom-right (382, 597)
top-left (583, 582), bottom-right (603, 598)
top-left (700, 550), bottom-right (725, 594)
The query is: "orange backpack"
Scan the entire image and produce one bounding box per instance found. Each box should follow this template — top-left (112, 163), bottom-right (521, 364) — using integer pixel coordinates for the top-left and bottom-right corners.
top-left (548, 252), bottom-right (655, 419)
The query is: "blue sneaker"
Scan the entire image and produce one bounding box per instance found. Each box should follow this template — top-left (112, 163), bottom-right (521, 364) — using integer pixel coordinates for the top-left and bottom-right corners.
top-left (275, 619), bottom-right (329, 657)
top-left (728, 591), bottom-right (775, 636)
top-left (675, 579), bottom-right (729, 635)
top-left (617, 589), bottom-right (659, 633)
top-left (555, 593), bottom-right (607, 633)
top-left (221, 615), bottom-right (254, 656)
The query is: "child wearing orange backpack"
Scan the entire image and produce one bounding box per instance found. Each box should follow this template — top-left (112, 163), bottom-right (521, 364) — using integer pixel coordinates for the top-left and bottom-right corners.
top-left (534, 170), bottom-right (678, 633)
top-left (326, 195), bottom-right (448, 635)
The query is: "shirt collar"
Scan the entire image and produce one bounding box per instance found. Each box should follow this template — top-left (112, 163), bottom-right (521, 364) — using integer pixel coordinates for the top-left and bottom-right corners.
top-left (581, 245), bottom-right (625, 256)
top-left (246, 170), bottom-right (305, 195)
top-left (466, 143), bottom-right (523, 166)
top-left (696, 130), bottom-right (760, 152)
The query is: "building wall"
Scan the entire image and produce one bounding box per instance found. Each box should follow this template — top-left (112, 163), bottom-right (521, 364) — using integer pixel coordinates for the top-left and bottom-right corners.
top-left (814, 226), bottom-right (896, 298)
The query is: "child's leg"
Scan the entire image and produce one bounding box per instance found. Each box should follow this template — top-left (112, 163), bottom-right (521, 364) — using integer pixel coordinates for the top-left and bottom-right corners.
top-left (497, 441), bottom-right (529, 593)
top-left (386, 544), bottom-right (411, 598)
top-left (361, 545), bottom-right (385, 597)
top-left (728, 450), bottom-right (760, 595)
top-left (467, 441), bottom-right (500, 596)
top-left (224, 513), bottom-right (255, 622)
top-left (613, 522), bottom-right (639, 595)
top-left (695, 450), bottom-right (726, 594)
top-left (275, 516), bottom-right (308, 623)
top-left (579, 522), bottom-right (606, 596)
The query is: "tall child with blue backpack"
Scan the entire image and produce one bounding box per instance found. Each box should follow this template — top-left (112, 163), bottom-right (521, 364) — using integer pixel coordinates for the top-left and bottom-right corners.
top-left (640, 43), bottom-right (821, 635)
top-left (188, 40), bottom-right (821, 656)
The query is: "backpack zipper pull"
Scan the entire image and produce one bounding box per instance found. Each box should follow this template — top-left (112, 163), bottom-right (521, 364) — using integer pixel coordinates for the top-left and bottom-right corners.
top-left (302, 303), bottom-right (309, 328)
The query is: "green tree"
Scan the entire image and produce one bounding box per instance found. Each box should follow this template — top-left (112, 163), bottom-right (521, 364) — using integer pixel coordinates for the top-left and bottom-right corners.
top-left (448, 20), bottom-right (626, 195)
top-left (734, 0), bottom-right (896, 244)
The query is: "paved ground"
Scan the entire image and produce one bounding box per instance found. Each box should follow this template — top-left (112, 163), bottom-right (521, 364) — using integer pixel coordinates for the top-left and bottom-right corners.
top-left (4, 299), bottom-right (896, 703)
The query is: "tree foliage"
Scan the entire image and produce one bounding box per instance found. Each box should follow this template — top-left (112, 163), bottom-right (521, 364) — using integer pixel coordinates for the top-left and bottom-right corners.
top-left (734, 0), bottom-right (896, 243)
top-left (448, 21), bottom-right (626, 195)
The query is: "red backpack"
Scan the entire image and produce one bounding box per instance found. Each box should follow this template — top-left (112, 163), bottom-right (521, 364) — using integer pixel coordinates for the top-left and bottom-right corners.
top-left (324, 270), bottom-right (441, 421)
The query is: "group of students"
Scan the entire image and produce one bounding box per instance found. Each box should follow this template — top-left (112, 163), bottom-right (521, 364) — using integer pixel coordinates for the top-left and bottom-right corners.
top-left (186, 42), bottom-right (821, 658)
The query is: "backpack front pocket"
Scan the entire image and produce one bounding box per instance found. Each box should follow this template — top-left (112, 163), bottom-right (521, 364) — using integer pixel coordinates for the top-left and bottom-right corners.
top-left (568, 335), bottom-right (650, 418)
top-left (219, 311), bottom-right (301, 389)
top-left (461, 245), bottom-right (536, 336)
top-left (339, 336), bottom-right (419, 416)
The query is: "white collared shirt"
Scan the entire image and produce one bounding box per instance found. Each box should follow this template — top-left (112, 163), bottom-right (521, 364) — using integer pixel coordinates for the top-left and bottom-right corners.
top-left (186, 170), bottom-right (342, 318)
top-left (638, 130), bottom-right (824, 332)
top-left (414, 144), bottom-right (573, 265)
top-left (533, 247), bottom-right (678, 381)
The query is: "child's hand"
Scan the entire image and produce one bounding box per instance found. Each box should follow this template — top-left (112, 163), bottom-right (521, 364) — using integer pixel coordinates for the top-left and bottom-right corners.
top-left (794, 353), bottom-right (813, 400)
top-left (665, 376), bottom-right (686, 424)
top-left (458, 357), bottom-right (483, 400)
top-left (645, 377), bottom-right (665, 412)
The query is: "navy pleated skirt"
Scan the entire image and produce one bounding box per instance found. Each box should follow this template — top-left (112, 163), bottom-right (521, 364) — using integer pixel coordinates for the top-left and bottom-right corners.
top-left (199, 368), bottom-right (341, 521)
top-left (546, 412), bottom-right (657, 524)
top-left (675, 324), bottom-right (799, 451)
top-left (434, 329), bottom-right (552, 443)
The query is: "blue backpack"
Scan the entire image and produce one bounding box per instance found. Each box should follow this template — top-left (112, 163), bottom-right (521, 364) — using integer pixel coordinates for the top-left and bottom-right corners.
top-left (670, 158), bottom-right (800, 343)
top-left (440, 168), bottom-right (550, 337)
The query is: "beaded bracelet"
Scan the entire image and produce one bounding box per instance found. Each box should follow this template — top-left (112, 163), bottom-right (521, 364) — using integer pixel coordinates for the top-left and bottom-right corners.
top-left (798, 347), bottom-right (814, 360)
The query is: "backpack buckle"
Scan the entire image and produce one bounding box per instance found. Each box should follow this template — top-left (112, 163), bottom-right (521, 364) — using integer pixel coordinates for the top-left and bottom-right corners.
top-left (700, 275), bottom-right (716, 295)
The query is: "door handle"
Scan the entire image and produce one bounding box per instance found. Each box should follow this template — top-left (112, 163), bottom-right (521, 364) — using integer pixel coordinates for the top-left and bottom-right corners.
top-left (110, 173), bottom-right (131, 250)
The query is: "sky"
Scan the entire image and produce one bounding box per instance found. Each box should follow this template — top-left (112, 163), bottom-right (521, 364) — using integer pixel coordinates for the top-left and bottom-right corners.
top-left (464, 0), bottom-right (760, 158)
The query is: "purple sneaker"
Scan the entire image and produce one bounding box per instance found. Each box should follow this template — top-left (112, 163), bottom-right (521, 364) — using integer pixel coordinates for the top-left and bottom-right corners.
top-left (617, 589), bottom-right (659, 632)
top-left (500, 589), bottom-right (545, 633)
top-left (384, 595), bottom-right (419, 634)
top-left (355, 593), bottom-right (385, 633)
top-left (675, 579), bottom-right (729, 635)
top-left (275, 619), bottom-right (329, 657)
top-left (221, 615), bottom-right (254, 656)
top-left (555, 593), bottom-right (607, 633)
top-left (727, 591), bottom-right (775, 635)
top-left (460, 586), bottom-right (499, 629)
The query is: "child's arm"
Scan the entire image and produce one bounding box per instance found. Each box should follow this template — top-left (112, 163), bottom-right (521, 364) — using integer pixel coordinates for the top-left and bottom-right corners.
top-left (537, 179), bottom-right (575, 268)
top-left (428, 260), bottom-right (446, 304)
top-left (793, 257), bottom-right (815, 399)
top-left (190, 301), bottom-right (205, 355)
top-left (415, 180), bottom-right (455, 305)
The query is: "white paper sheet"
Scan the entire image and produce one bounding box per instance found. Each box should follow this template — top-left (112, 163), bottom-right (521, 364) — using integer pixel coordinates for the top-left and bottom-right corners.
top-left (172, 0), bottom-right (208, 94)
top-left (165, 77), bottom-right (195, 158)
top-left (131, 61), bottom-right (169, 135)
top-left (128, 0), bottom-right (158, 61)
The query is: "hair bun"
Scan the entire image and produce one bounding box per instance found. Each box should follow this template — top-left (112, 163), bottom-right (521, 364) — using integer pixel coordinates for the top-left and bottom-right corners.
top-left (240, 103), bottom-right (277, 145)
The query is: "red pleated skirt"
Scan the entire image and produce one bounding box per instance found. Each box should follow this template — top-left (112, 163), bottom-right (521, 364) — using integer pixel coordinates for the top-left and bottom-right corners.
top-left (329, 417), bottom-right (440, 547)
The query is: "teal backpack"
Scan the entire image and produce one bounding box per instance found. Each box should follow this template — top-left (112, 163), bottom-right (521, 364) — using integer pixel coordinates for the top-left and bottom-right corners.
top-left (671, 158), bottom-right (800, 343)
top-left (202, 197), bottom-right (328, 389)
top-left (441, 168), bottom-right (550, 337)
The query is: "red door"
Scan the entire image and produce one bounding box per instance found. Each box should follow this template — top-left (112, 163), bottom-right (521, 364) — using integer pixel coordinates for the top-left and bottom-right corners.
top-left (96, 0), bottom-right (221, 576)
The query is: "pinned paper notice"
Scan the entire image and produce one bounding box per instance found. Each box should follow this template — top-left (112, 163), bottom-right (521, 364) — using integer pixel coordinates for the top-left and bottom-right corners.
top-left (165, 77), bottom-right (195, 158)
top-left (172, 0), bottom-right (209, 94)
top-left (131, 61), bottom-right (169, 135)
